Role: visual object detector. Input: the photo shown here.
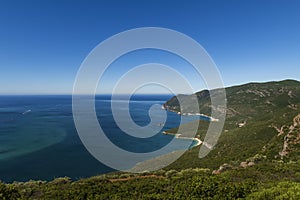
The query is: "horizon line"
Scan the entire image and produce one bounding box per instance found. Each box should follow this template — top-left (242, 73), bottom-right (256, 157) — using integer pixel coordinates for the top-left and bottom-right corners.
top-left (1, 78), bottom-right (298, 96)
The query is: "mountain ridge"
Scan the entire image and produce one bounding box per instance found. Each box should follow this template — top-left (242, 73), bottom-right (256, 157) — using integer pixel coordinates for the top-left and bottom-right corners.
top-left (163, 79), bottom-right (300, 170)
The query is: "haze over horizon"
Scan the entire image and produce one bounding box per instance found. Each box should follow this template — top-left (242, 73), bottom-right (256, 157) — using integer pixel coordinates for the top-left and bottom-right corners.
top-left (1, 0), bottom-right (300, 95)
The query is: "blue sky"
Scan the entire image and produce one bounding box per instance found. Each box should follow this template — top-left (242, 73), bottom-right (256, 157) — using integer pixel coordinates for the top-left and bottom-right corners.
top-left (0, 0), bottom-right (299, 94)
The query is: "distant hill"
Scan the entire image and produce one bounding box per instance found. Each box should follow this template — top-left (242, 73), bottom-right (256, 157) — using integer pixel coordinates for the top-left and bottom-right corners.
top-left (163, 79), bottom-right (300, 170)
top-left (164, 79), bottom-right (300, 118)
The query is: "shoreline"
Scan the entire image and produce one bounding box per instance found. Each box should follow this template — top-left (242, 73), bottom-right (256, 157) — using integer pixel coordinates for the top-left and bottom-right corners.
top-left (162, 131), bottom-right (202, 147)
top-left (161, 105), bottom-right (219, 122)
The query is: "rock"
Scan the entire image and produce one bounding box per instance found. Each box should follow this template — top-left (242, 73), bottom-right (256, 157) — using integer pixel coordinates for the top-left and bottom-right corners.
top-left (240, 162), bottom-right (248, 168)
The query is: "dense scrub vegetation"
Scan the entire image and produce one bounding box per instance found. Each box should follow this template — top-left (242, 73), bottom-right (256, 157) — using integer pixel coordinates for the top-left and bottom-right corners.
top-left (1, 162), bottom-right (300, 199)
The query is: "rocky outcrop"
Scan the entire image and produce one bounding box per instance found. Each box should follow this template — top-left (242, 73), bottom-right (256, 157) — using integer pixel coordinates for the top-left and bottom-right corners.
top-left (278, 114), bottom-right (300, 159)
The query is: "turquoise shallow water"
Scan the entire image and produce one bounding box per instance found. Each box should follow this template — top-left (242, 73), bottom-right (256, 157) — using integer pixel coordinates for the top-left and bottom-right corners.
top-left (0, 95), bottom-right (199, 182)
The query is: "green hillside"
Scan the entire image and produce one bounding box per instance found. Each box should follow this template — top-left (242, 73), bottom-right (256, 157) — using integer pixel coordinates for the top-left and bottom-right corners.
top-left (164, 79), bottom-right (300, 170)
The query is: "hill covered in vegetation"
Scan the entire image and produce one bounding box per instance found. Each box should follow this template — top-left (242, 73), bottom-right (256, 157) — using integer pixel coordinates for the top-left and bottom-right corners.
top-left (164, 79), bottom-right (300, 170)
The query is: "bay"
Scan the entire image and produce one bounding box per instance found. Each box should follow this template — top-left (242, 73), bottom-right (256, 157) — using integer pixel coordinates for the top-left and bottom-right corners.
top-left (0, 95), bottom-right (199, 182)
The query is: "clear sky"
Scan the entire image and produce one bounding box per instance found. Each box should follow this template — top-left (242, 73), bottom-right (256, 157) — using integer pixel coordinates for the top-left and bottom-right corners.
top-left (0, 0), bottom-right (300, 94)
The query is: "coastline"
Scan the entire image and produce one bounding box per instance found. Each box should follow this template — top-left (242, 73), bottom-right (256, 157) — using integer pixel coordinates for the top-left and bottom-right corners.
top-left (162, 131), bottom-right (202, 147)
top-left (161, 105), bottom-right (219, 122)
top-left (125, 131), bottom-right (202, 173)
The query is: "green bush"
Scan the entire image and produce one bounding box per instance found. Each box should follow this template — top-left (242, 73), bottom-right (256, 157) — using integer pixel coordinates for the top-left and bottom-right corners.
top-left (0, 182), bottom-right (20, 199)
top-left (247, 181), bottom-right (300, 199)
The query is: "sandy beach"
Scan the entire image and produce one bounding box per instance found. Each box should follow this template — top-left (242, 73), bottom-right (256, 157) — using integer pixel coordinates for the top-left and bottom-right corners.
top-left (162, 131), bottom-right (202, 146)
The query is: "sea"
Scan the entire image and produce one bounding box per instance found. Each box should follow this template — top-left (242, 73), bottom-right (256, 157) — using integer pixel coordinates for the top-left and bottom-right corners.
top-left (0, 95), bottom-right (199, 183)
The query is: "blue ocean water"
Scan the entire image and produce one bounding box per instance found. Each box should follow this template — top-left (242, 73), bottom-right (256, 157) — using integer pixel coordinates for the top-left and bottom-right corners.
top-left (0, 95), bottom-right (199, 182)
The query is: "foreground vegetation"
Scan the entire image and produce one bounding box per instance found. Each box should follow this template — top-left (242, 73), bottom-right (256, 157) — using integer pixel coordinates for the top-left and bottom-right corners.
top-left (1, 161), bottom-right (300, 199)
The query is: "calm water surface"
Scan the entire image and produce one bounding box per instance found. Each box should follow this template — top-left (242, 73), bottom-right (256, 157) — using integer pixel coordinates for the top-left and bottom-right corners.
top-left (0, 95), bottom-right (199, 182)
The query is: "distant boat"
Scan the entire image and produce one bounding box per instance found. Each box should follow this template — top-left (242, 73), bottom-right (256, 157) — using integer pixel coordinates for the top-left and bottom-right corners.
top-left (22, 109), bottom-right (31, 115)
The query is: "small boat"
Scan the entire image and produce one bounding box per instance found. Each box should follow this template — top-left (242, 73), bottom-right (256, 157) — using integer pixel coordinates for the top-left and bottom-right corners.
top-left (22, 109), bottom-right (31, 115)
